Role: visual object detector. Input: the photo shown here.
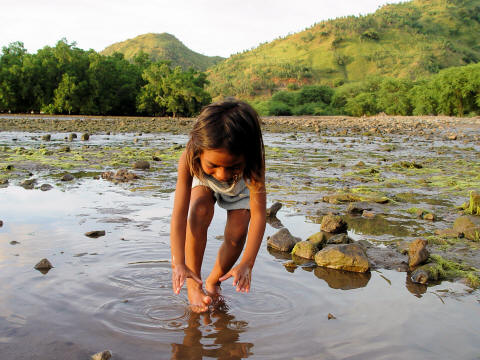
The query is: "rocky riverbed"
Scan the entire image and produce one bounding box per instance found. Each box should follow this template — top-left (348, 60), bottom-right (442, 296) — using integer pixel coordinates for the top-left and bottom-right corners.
top-left (1, 114), bottom-right (480, 359)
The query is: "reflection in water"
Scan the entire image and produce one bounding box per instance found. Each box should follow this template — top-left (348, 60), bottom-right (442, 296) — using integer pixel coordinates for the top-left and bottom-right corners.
top-left (314, 266), bottom-right (371, 290)
top-left (343, 214), bottom-right (422, 238)
top-left (405, 273), bottom-right (427, 297)
top-left (171, 306), bottom-right (253, 360)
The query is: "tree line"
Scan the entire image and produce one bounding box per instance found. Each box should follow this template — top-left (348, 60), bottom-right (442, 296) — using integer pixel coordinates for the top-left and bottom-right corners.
top-left (1, 40), bottom-right (479, 118)
top-left (0, 40), bottom-right (211, 116)
top-left (252, 62), bottom-right (480, 117)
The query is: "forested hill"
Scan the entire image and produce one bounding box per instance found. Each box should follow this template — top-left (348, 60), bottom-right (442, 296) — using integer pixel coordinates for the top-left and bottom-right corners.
top-left (206, 0), bottom-right (480, 100)
top-left (101, 33), bottom-right (224, 71)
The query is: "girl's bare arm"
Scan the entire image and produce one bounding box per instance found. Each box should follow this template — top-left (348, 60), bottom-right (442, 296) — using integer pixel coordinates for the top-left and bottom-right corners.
top-left (170, 150), bottom-right (202, 293)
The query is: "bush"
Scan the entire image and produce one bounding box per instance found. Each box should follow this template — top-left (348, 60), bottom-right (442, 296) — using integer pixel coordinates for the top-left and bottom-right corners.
top-left (268, 101), bottom-right (292, 116)
top-left (271, 90), bottom-right (297, 107)
top-left (297, 85), bottom-right (334, 105)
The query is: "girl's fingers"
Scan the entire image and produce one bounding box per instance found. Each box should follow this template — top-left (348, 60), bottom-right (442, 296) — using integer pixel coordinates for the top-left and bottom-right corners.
top-left (219, 272), bottom-right (232, 282)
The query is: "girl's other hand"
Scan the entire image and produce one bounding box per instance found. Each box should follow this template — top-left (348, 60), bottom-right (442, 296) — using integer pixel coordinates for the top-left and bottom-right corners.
top-left (171, 263), bottom-right (202, 294)
top-left (219, 263), bottom-right (252, 293)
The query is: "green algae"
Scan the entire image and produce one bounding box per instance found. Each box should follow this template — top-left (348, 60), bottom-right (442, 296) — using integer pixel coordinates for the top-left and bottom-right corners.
top-left (428, 254), bottom-right (480, 288)
top-left (461, 191), bottom-right (480, 216)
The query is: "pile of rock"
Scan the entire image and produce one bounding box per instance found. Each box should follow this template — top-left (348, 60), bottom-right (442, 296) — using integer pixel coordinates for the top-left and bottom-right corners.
top-left (267, 213), bottom-right (370, 273)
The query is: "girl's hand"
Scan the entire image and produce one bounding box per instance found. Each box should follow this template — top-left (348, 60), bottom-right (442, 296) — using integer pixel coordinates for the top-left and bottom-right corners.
top-left (171, 263), bottom-right (202, 295)
top-left (219, 263), bottom-right (252, 293)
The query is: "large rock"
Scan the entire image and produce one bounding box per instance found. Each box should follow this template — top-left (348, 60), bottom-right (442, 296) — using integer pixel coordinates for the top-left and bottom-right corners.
top-left (291, 241), bottom-right (316, 259)
top-left (306, 231), bottom-right (329, 249)
top-left (410, 263), bottom-right (440, 284)
top-left (346, 202), bottom-right (372, 214)
top-left (91, 350), bottom-right (112, 360)
top-left (408, 239), bottom-right (429, 267)
top-left (314, 266), bottom-right (371, 289)
top-left (267, 228), bottom-right (301, 252)
top-left (320, 214), bottom-right (347, 234)
top-left (314, 243), bottom-right (370, 273)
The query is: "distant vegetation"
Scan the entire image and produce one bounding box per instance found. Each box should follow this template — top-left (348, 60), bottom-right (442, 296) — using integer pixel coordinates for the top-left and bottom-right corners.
top-left (1, 0), bottom-right (479, 117)
top-left (101, 33), bottom-right (224, 71)
top-left (207, 0), bottom-right (480, 103)
top-left (0, 40), bottom-right (211, 116)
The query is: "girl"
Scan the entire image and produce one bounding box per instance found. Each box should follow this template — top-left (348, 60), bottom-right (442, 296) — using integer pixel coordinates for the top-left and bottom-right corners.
top-left (170, 99), bottom-right (266, 313)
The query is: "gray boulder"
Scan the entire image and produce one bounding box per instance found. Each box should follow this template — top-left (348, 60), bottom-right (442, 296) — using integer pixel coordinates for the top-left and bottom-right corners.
top-left (267, 228), bottom-right (301, 252)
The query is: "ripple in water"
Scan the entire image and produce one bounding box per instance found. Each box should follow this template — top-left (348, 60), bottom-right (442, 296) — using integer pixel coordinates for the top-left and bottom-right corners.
top-left (97, 262), bottom-right (190, 339)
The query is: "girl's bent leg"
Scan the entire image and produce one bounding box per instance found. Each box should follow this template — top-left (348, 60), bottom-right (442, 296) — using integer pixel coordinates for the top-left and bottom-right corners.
top-left (206, 209), bottom-right (250, 295)
top-left (186, 186), bottom-right (215, 312)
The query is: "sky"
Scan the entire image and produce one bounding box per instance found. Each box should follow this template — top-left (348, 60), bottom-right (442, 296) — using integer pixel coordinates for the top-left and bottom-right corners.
top-left (1, 0), bottom-right (405, 58)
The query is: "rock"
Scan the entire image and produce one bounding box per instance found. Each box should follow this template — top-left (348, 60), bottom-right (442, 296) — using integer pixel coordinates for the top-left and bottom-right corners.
top-left (59, 146), bottom-right (71, 153)
top-left (283, 261), bottom-right (298, 272)
top-left (434, 228), bottom-right (459, 238)
top-left (396, 241), bottom-right (410, 255)
top-left (448, 133), bottom-right (457, 140)
top-left (328, 313), bottom-right (336, 320)
top-left (81, 133), bottom-right (90, 141)
top-left (462, 191), bottom-right (480, 216)
top-left (85, 230), bottom-right (106, 238)
top-left (34, 258), bottom-right (53, 270)
top-left (306, 231), bottom-right (329, 249)
top-left (322, 194), bottom-right (359, 204)
top-left (291, 241), bottom-right (316, 259)
top-left (422, 213), bottom-right (435, 221)
top-left (91, 350), bottom-right (112, 360)
top-left (68, 133), bottom-right (77, 141)
top-left (408, 239), bottom-right (429, 267)
top-left (0, 220), bottom-right (3, 227)
top-left (20, 178), bottom-right (36, 189)
top-left (347, 202), bottom-right (372, 214)
top-left (326, 233), bottom-right (352, 245)
top-left (314, 243), bottom-right (370, 273)
top-left (320, 214), bottom-right (347, 234)
top-left (362, 210), bottom-right (375, 218)
top-left (267, 228), bottom-right (301, 252)
top-left (10, 240), bottom-right (20, 245)
top-left (132, 160), bottom-right (150, 170)
top-left (410, 263), bottom-right (440, 284)
top-left (266, 202), bottom-right (282, 217)
top-left (102, 169), bottom-right (139, 182)
top-left (42, 134), bottom-right (51, 141)
top-left (61, 173), bottom-right (75, 182)
top-left (40, 184), bottom-right (53, 191)
top-left (453, 216), bottom-right (480, 240)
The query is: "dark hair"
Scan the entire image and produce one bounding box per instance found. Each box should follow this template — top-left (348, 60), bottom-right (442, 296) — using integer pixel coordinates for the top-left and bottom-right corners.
top-left (185, 98), bottom-right (265, 187)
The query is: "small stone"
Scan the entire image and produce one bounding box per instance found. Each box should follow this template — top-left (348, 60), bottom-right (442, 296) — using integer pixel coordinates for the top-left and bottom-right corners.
top-left (320, 214), bottom-right (347, 234)
top-left (20, 178), bottom-right (36, 189)
top-left (34, 258), bottom-right (53, 270)
top-left (10, 241), bottom-right (19, 245)
top-left (283, 261), bottom-right (298, 271)
top-left (328, 313), bottom-right (336, 320)
top-left (408, 239), bottom-right (429, 267)
top-left (132, 160), bottom-right (150, 170)
top-left (68, 133), bottom-right (77, 141)
top-left (347, 202), bottom-right (372, 214)
top-left (422, 213), bottom-right (435, 221)
top-left (266, 202), bottom-right (282, 217)
top-left (42, 134), bottom-right (51, 141)
top-left (40, 184), bottom-right (53, 191)
top-left (81, 133), bottom-right (90, 141)
top-left (448, 133), bottom-right (457, 140)
top-left (85, 230), bottom-right (106, 238)
top-left (91, 350), bottom-right (112, 360)
top-left (0, 220), bottom-right (3, 227)
top-left (61, 173), bottom-right (75, 182)
top-left (267, 228), bottom-right (301, 252)
top-left (362, 210), bottom-right (375, 218)
top-left (326, 233), bottom-right (352, 245)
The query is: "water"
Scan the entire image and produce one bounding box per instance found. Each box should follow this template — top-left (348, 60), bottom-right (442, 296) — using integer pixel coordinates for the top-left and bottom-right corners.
top-left (0, 129), bottom-right (479, 359)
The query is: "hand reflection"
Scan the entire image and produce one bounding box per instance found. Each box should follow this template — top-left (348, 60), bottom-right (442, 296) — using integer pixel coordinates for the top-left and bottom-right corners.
top-left (171, 303), bottom-right (253, 360)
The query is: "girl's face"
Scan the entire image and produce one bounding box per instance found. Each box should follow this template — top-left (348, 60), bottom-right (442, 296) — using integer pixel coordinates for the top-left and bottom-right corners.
top-left (199, 148), bottom-right (245, 183)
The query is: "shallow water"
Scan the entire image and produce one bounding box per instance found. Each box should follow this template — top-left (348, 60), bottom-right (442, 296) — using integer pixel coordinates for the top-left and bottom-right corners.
top-left (1, 130), bottom-right (480, 359)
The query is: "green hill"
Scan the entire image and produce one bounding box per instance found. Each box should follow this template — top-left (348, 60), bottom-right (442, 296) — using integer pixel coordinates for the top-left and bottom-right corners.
top-left (101, 33), bottom-right (224, 71)
top-left (207, 0), bottom-right (480, 100)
